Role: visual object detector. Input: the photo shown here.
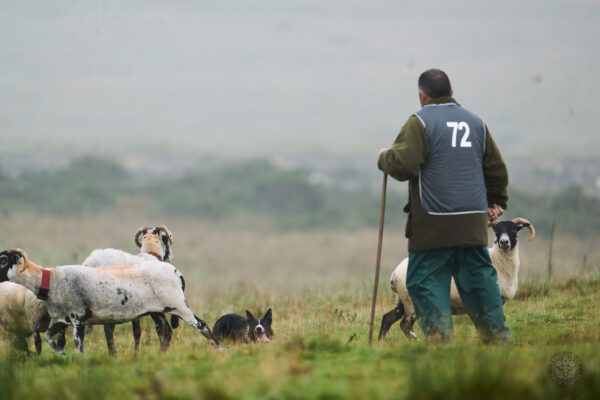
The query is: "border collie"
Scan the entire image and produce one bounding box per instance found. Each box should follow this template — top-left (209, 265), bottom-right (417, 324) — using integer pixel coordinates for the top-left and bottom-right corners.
top-left (212, 309), bottom-right (273, 343)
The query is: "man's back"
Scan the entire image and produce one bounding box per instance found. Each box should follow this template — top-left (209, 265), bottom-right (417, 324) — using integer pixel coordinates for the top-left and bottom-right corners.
top-left (378, 96), bottom-right (508, 253)
top-left (415, 103), bottom-right (487, 215)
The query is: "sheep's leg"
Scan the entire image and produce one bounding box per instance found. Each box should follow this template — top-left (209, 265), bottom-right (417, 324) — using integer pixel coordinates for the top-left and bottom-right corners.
top-left (12, 335), bottom-right (29, 354)
top-left (103, 324), bottom-right (117, 356)
top-left (131, 320), bottom-right (141, 354)
top-left (150, 313), bottom-right (173, 352)
top-left (170, 308), bottom-right (221, 349)
top-left (56, 326), bottom-right (66, 352)
top-left (192, 314), bottom-right (221, 349)
top-left (45, 322), bottom-right (67, 355)
top-left (73, 321), bottom-right (86, 353)
top-left (400, 314), bottom-right (417, 340)
top-left (378, 302), bottom-right (405, 341)
top-left (34, 326), bottom-right (42, 355)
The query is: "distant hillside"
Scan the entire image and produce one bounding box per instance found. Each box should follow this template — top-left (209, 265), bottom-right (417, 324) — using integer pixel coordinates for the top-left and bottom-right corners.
top-left (1, 155), bottom-right (598, 236)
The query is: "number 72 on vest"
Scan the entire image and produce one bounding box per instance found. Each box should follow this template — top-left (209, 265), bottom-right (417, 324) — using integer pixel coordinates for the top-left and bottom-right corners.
top-left (446, 121), bottom-right (472, 148)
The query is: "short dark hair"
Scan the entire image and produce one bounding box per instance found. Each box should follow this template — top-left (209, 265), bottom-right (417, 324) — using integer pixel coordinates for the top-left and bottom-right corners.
top-left (418, 69), bottom-right (452, 98)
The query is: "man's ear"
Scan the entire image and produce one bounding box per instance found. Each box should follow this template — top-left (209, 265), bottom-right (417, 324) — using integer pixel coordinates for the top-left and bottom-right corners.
top-left (245, 310), bottom-right (255, 321)
top-left (419, 89), bottom-right (431, 106)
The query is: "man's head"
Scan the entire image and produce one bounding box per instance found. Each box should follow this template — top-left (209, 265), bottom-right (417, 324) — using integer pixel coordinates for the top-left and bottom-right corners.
top-left (418, 69), bottom-right (453, 106)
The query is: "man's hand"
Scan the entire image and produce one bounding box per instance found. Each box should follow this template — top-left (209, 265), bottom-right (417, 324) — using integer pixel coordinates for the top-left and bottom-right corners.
top-left (487, 203), bottom-right (504, 221)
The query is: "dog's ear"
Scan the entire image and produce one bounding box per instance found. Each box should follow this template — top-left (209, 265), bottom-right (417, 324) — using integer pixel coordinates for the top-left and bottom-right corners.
top-left (263, 308), bottom-right (272, 322)
top-left (245, 310), bottom-right (256, 321)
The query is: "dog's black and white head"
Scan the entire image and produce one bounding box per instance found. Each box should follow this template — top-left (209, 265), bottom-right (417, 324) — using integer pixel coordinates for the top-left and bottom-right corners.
top-left (0, 248), bottom-right (28, 282)
top-left (490, 218), bottom-right (535, 252)
top-left (134, 225), bottom-right (174, 262)
top-left (245, 309), bottom-right (273, 343)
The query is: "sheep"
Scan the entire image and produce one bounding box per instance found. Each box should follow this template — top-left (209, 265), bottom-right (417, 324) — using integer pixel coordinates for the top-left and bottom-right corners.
top-left (0, 282), bottom-right (51, 354)
top-left (0, 248), bottom-right (221, 354)
top-left (83, 225), bottom-right (174, 267)
top-left (378, 217), bottom-right (535, 341)
top-left (81, 225), bottom-right (177, 354)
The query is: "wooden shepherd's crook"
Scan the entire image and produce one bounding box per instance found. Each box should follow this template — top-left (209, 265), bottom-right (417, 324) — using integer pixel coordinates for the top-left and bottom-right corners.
top-left (368, 172), bottom-right (388, 345)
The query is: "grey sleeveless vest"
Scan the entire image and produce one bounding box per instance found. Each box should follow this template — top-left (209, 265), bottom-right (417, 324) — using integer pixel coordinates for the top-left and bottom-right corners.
top-left (414, 103), bottom-right (487, 215)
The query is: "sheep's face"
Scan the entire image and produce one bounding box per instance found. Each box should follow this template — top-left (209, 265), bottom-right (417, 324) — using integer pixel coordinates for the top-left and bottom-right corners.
top-left (138, 227), bottom-right (174, 262)
top-left (0, 250), bottom-right (26, 282)
top-left (491, 221), bottom-right (531, 251)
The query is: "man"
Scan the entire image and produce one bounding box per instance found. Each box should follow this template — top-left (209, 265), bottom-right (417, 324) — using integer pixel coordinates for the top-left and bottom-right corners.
top-left (378, 69), bottom-right (510, 343)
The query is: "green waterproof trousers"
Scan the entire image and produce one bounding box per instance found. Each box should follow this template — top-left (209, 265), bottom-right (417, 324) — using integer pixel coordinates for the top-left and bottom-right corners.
top-left (406, 247), bottom-right (510, 343)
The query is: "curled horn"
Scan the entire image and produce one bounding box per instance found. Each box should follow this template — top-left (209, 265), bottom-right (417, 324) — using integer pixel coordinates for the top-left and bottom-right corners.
top-left (8, 248), bottom-right (29, 266)
top-left (512, 217), bottom-right (535, 241)
top-left (158, 225), bottom-right (173, 244)
top-left (487, 219), bottom-right (499, 228)
top-left (134, 227), bottom-right (149, 248)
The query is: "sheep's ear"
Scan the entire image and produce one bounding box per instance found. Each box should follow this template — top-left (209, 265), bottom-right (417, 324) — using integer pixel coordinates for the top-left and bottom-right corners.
top-left (516, 223), bottom-right (530, 230)
top-left (158, 225), bottom-right (173, 244)
top-left (245, 310), bottom-right (256, 321)
top-left (11, 253), bottom-right (27, 272)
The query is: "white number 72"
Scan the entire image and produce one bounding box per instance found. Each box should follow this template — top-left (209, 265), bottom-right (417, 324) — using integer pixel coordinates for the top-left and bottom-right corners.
top-left (446, 121), bottom-right (472, 148)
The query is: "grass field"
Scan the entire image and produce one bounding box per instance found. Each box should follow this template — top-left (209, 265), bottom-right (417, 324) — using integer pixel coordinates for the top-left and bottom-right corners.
top-left (0, 212), bottom-right (599, 399)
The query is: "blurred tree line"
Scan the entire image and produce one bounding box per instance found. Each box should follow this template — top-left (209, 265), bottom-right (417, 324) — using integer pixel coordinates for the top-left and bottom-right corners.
top-left (0, 156), bottom-right (404, 230)
top-left (0, 155), bottom-right (598, 235)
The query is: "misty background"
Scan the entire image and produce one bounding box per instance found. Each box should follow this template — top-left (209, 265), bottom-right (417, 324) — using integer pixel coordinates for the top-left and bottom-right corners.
top-left (1, 0), bottom-right (599, 252)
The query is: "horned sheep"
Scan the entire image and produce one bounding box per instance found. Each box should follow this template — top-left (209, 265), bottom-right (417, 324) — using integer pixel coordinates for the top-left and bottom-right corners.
top-left (82, 225), bottom-right (177, 354)
top-left (0, 248), bottom-right (221, 354)
top-left (378, 217), bottom-right (535, 341)
top-left (83, 225), bottom-right (174, 267)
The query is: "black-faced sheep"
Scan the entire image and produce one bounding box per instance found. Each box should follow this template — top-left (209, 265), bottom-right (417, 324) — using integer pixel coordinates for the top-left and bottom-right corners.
top-left (378, 217), bottom-right (535, 341)
top-left (0, 248), bottom-right (221, 355)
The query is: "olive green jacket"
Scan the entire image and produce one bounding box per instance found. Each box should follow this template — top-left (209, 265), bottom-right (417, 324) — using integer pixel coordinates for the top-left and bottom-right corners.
top-left (378, 97), bottom-right (509, 253)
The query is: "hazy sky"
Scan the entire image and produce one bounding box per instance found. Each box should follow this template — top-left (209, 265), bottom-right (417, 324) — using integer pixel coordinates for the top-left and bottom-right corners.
top-left (1, 0), bottom-right (599, 161)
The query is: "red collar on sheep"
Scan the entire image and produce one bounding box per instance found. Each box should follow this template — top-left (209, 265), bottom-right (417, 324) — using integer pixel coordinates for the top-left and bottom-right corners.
top-left (37, 269), bottom-right (51, 300)
top-left (148, 252), bottom-right (163, 262)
